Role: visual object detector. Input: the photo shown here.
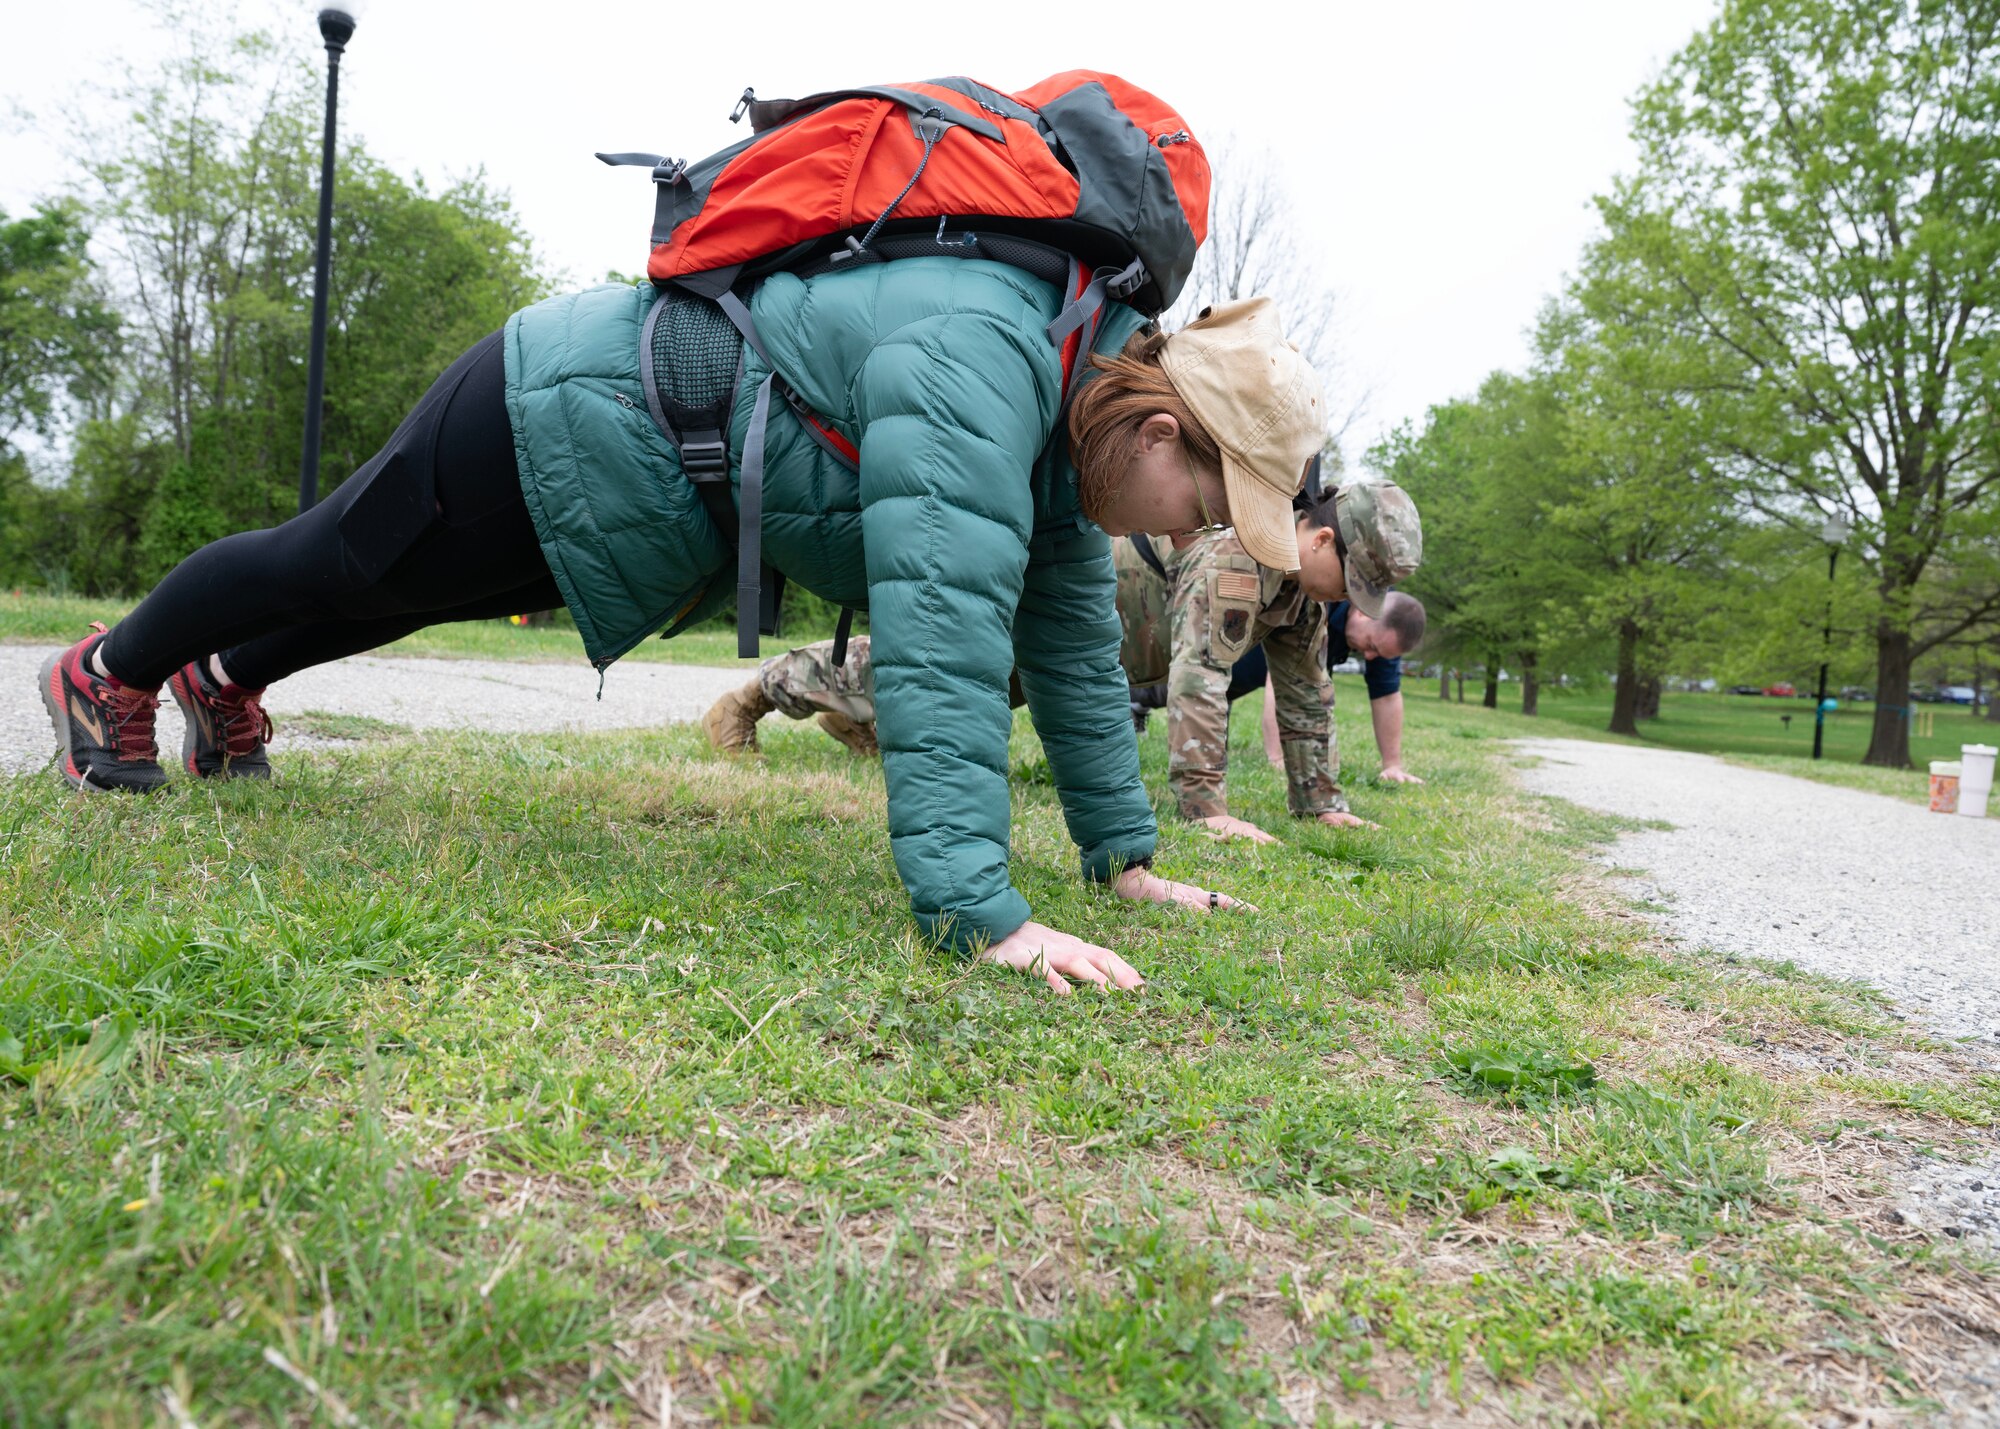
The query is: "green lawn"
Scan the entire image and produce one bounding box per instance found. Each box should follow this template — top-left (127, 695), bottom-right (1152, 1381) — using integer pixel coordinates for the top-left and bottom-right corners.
top-left (1439, 681), bottom-right (1995, 807)
top-left (0, 590), bottom-right (807, 667)
top-left (5, 688), bottom-right (1998, 1424)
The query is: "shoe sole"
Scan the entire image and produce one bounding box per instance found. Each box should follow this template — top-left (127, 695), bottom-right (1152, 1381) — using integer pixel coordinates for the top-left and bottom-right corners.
top-left (38, 649), bottom-right (89, 792)
top-left (167, 668), bottom-right (202, 776)
top-left (167, 667), bottom-right (275, 781)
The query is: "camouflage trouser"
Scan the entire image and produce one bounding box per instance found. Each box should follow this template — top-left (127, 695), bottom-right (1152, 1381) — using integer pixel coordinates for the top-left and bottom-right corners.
top-left (757, 636), bottom-right (877, 723)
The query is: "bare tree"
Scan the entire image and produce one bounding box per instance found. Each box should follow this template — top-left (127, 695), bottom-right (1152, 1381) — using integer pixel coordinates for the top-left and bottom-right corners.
top-left (1164, 141), bottom-right (1365, 457)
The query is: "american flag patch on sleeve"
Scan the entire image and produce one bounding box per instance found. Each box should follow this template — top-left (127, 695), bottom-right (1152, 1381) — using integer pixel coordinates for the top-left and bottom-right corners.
top-left (1215, 572), bottom-right (1261, 603)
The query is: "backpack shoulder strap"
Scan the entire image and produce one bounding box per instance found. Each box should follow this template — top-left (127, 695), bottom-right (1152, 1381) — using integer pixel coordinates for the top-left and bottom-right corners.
top-left (706, 278), bottom-right (860, 658)
top-left (638, 287), bottom-right (742, 550)
top-left (1130, 532), bottom-right (1169, 582)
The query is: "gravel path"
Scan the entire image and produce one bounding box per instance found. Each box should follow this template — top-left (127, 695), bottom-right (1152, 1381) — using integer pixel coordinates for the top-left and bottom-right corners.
top-left (1, 643), bottom-right (750, 778)
top-left (1512, 735), bottom-right (2000, 1339)
top-left (1512, 738), bottom-right (2000, 1047)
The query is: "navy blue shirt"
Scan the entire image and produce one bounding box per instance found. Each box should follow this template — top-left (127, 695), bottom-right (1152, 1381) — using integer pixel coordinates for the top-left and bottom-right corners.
top-left (1219, 600), bottom-right (1404, 704)
top-left (1326, 601), bottom-right (1403, 700)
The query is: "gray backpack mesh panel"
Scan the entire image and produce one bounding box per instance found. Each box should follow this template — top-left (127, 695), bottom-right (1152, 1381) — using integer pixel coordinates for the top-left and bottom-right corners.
top-left (654, 292), bottom-right (742, 410)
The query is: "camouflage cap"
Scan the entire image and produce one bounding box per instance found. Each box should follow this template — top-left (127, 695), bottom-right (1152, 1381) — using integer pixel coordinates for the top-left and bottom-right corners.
top-left (1334, 480), bottom-right (1423, 616)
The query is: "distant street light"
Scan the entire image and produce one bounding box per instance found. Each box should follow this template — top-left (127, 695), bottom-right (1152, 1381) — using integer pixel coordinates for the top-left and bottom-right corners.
top-left (298, 6), bottom-right (359, 513)
top-left (1812, 512), bottom-right (1851, 760)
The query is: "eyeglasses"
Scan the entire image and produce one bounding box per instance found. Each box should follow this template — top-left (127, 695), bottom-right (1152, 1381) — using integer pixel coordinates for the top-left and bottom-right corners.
top-left (1184, 453), bottom-right (1227, 534)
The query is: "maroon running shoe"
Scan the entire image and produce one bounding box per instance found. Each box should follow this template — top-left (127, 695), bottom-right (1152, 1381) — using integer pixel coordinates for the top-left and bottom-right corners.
top-left (168, 660), bottom-right (275, 780)
top-left (38, 624), bottom-right (167, 793)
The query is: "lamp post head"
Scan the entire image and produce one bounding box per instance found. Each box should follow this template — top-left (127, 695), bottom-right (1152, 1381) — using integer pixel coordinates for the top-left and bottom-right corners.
top-left (1821, 513), bottom-right (1851, 546)
top-left (318, 7), bottom-right (358, 52)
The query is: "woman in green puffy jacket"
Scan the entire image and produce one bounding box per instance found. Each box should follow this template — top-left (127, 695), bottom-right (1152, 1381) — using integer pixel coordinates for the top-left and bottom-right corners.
top-left (39, 259), bottom-right (1324, 994)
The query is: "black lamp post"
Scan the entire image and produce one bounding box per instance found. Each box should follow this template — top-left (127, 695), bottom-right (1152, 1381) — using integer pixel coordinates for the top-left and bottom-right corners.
top-left (1811, 512), bottom-right (1850, 760)
top-left (298, 7), bottom-right (358, 513)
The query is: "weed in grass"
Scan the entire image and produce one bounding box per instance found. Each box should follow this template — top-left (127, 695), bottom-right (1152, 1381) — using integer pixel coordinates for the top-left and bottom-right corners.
top-left (287, 709), bottom-right (412, 742)
top-left (1354, 896), bottom-right (1492, 975)
top-left (1441, 1041), bottom-right (1599, 1100)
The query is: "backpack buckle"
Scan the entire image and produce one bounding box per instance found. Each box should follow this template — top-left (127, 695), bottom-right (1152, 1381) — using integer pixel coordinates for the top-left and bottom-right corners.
top-left (651, 157), bottom-right (687, 186)
top-left (681, 436), bottom-right (728, 480)
top-left (1103, 257), bottom-right (1148, 301)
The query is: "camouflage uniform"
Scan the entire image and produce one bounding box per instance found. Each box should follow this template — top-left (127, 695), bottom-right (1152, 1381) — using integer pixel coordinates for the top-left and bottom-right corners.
top-left (758, 636), bottom-right (1024, 723)
top-left (1115, 532), bottom-right (1345, 821)
top-left (758, 535), bottom-right (1348, 822)
top-left (758, 635), bottom-right (877, 723)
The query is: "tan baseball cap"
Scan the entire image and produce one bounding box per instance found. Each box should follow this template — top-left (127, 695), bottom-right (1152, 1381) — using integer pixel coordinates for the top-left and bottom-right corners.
top-left (1162, 297), bottom-right (1326, 572)
top-left (1334, 480), bottom-right (1424, 616)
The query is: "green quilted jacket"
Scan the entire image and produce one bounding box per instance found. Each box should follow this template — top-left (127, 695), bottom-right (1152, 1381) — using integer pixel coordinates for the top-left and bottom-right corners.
top-left (502, 259), bottom-right (1156, 951)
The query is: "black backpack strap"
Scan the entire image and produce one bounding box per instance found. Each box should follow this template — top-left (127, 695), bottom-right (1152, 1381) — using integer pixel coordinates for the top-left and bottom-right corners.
top-left (638, 288), bottom-right (743, 550)
top-left (831, 606), bottom-right (855, 666)
top-left (709, 278), bottom-right (861, 658)
top-left (596, 152), bottom-right (690, 248)
top-left (1130, 532), bottom-right (1169, 582)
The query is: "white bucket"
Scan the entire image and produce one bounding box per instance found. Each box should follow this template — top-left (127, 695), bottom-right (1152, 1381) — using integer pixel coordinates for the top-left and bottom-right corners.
top-left (1960, 743), bottom-right (1997, 819)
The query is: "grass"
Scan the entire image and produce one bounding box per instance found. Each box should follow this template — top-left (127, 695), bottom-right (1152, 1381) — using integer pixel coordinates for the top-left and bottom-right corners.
top-left (288, 709), bottom-right (412, 742)
top-left (0, 589), bottom-right (810, 666)
top-left (5, 676), bottom-right (2000, 1424)
top-left (1443, 680), bottom-right (1995, 809)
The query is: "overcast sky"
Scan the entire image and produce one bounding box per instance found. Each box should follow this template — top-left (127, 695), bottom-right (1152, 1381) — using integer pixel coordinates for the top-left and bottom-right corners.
top-left (4, 0), bottom-right (1718, 461)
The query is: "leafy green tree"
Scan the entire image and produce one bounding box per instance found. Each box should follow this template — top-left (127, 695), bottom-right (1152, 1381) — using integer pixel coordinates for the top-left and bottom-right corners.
top-left (0, 201), bottom-right (120, 586)
top-left (1375, 295), bottom-right (1747, 736)
top-left (40, 3), bottom-right (547, 590)
top-left (1538, 292), bottom-right (1747, 735)
top-left (1596, 0), bottom-right (2000, 765)
top-left (0, 201), bottom-right (117, 454)
top-left (1373, 372), bottom-right (1584, 716)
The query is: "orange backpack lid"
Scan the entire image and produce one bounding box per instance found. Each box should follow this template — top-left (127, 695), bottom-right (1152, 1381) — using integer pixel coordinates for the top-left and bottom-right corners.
top-left (602, 72), bottom-right (1210, 316)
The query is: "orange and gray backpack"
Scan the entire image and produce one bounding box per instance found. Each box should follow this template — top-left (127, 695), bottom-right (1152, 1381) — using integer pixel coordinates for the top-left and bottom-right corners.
top-left (600, 72), bottom-right (1211, 658)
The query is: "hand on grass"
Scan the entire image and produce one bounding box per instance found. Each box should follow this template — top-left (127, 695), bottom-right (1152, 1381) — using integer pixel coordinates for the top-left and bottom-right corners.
top-left (1195, 814), bottom-right (1281, 846)
top-left (1317, 809), bottom-right (1379, 830)
top-left (1113, 865), bottom-right (1257, 914)
top-left (1379, 766), bottom-right (1425, 785)
top-left (982, 920), bottom-right (1145, 994)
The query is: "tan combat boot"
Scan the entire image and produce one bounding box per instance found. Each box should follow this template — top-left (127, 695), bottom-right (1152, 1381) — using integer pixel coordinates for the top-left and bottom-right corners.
top-left (703, 679), bottom-right (775, 754)
top-left (816, 711), bottom-right (880, 758)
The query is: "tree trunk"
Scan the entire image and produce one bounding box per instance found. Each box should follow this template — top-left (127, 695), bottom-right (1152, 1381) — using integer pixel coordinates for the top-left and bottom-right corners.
top-left (1482, 654), bottom-right (1500, 709)
top-left (1635, 675), bottom-right (1662, 721)
top-left (1440, 667), bottom-right (1451, 701)
top-left (1520, 651), bottom-right (1540, 717)
top-left (1609, 622), bottom-right (1641, 736)
top-left (1864, 624), bottom-right (1915, 767)
top-left (1454, 669), bottom-right (1465, 703)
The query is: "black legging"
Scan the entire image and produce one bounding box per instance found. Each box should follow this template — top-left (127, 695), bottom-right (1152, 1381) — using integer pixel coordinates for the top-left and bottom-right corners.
top-left (101, 332), bottom-right (564, 691)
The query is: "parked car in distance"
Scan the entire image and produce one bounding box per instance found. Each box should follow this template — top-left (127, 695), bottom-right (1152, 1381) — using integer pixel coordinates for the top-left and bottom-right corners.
top-left (1911, 685), bottom-right (1944, 703)
top-left (1728, 685), bottom-right (1763, 696)
top-left (1762, 682), bottom-right (1797, 697)
top-left (1839, 686), bottom-right (1873, 702)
